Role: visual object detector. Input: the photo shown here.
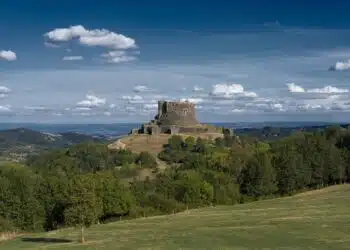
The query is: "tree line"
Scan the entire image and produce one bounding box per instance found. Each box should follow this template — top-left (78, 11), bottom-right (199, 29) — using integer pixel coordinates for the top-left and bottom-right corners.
top-left (1, 125), bottom-right (350, 241)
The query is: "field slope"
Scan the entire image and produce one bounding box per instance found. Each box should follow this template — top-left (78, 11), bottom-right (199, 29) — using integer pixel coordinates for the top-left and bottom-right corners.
top-left (2, 184), bottom-right (350, 249)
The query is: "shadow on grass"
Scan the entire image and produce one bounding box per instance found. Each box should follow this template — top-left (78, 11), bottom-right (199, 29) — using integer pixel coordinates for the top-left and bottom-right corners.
top-left (21, 237), bottom-right (72, 243)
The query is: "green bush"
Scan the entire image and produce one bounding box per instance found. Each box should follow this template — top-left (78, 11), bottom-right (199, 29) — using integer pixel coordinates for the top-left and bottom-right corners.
top-left (136, 151), bottom-right (157, 168)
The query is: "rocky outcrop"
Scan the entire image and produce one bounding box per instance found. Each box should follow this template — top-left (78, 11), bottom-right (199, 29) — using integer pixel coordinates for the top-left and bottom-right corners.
top-left (107, 139), bottom-right (126, 150)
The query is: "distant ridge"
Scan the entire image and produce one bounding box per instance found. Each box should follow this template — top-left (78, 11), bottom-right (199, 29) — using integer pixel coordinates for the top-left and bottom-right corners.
top-left (0, 128), bottom-right (107, 162)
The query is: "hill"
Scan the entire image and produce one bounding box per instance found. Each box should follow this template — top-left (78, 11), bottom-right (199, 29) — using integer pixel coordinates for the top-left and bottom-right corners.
top-left (0, 128), bottom-right (107, 162)
top-left (2, 184), bottom-right (350, 249)
top-left (109, 132), bottom-right (224, 156)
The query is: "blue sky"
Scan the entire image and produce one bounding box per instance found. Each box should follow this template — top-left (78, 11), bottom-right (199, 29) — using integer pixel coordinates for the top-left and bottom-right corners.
top-left (1, 0), bottom-right (350, 123)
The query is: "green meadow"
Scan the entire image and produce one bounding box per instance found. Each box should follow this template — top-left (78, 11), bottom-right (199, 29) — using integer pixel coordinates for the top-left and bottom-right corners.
top-left (2, 184), bottom-right (350, 250)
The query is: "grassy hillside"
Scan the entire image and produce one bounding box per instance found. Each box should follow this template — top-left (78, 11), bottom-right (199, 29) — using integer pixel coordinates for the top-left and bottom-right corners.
top-left (2, 184), bottom-right (350, 250)
top-left (113, 132), bottom-right (224, 156)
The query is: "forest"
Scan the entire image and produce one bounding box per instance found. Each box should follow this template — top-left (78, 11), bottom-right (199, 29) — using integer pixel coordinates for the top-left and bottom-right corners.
top-left (1, 124), bottom-right (350, 235)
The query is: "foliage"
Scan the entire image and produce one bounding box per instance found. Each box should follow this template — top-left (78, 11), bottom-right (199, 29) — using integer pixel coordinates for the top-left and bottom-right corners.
top-left (64, 174), bottom-right (102, 228)
top-left (0, 216), bottom-right (15, 232)
top-left (2, 124), bottom-right (350, 240)
top-left (136, 151), bottom-right (157, 168)
top-left (0, 163), bottom-right (45, 232)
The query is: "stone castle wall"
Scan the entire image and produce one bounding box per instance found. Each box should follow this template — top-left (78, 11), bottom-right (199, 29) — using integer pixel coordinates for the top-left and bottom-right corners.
top-left (133, 100), bottom-right (220, 135)
top-left (157, 101), bottom-right (199, 126)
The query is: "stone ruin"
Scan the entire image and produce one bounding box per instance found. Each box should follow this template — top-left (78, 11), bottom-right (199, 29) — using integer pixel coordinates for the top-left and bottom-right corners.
top-left (130, 100), bottom-right (219, 135)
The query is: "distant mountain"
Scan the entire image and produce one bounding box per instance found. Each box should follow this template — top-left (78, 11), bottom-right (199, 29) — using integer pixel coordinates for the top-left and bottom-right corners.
top-left (233, 123), bottom-right (350, 140)
top-left (0, 128), bottom-right (108, 162)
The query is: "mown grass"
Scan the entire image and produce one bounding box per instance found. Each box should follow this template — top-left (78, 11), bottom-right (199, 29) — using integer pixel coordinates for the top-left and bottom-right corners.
top-left (2, 184), bottom-right (350, 249)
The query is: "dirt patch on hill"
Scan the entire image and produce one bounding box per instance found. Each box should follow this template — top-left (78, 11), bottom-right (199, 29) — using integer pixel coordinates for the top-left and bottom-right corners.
top-left (109, 133), bottom-right (223, 157)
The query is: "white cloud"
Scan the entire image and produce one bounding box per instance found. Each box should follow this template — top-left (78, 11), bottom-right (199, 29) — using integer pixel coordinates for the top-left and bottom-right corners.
top-left (329, 60), bottom-right (350, 71)
top-left (180, 98), bottom-right (203, 104)
top-left (0, 105), bottom-right (12, 112)
top-left (108, 55), bottom-right (136, 64)
top-left (0, 86), bottom-right (11, 98)
top-left (143, 103), bottom-right (157, 110)
top-left (122, 95), bottom-right (144, 104)
top-left (101, 50), bottom-right (125, 58)
top-left (307, 85), bottom-right (348, 94)
top-left (45, 25), bottom-right (136, 50)
top-left (296, 104), bottom-right (324, 111)
top-left (0, 86), bottom-right (11, 94)
top-left (232, 108), bottom-right (245, 113)
top-left (287, 83), bottom-right (348, 94)
top-left (24, 106), bottom-right (49, 111)
top-left (239, 99), bottom-right (287, 113)
top-left (287, 83), bottom-right (305, 93)
top-left (133, 85), bottom-right (148, 93)
top-left (101, 50), bottom-right (136, 64)
top-left (210, 83), bottom-right (257, 99)
top-left (44, 42), bottom-right (60, 48)
top-left (62, 56), bottom-right (84, 61)
top-left (77, 94), bottom-right (106, 107)
top-left (270, 103), bottom-right (285, 111)
top-left (0, 50), bottom-right (17, 61)
top-left (75, 107), bottom-right (92, 111)
top-left (193, 86), bottom-right (204, 92)
top-left (125, 106), bottom-right (137, 112)
top-left (77, 112), bottom-right (92, 116)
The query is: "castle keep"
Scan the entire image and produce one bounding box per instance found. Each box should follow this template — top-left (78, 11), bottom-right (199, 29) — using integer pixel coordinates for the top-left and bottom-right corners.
top-left (132, 100), bottom-right (217, 135)
top-left (157, 100), bottom-right (199, 126)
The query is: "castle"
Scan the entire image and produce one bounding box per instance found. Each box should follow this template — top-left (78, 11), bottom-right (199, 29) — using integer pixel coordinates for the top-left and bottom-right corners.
top-left (131, 100), bottom-right (218, 135)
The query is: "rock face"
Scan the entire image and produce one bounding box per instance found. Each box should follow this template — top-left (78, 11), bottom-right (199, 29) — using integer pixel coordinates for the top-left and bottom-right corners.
top-left (107, 139), bottom-right (126, 150)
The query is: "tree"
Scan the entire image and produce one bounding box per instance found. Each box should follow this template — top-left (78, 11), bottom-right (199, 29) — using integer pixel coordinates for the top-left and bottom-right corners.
top-left (64, 174), bottom-right (102, 243)
top-left (174, 171), bottom-right (214, 207)
top-left (241, 151), bottom-right (277, 197)
top-left (95, 171), bottom-right (134, 221)
top-left (206, 171), bottom-right (241, 205)
top-left (272, 143), bottom-right (300, 195)
top-left (184, 136), bottom-right (196, 151)
top-left (194, 137), bottom-right (208, 153)
top-left (109, 149), bottom-right (137, 166)
top-left (136, 151), bottom-right (157, 169)
top-left (0, 163), bottom-right (45, 231)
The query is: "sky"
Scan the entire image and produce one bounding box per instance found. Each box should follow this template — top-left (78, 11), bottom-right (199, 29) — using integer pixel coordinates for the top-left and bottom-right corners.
top-left (1, 0), bottom-right (350, 123)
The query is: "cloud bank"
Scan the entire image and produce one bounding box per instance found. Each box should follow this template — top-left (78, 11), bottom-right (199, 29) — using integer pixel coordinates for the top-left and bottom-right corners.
top-left (3, 27), bottom-right (350, 122)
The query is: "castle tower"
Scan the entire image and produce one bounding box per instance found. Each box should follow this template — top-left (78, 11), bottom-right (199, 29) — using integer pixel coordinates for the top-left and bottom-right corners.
top-left (157, 101), bottom-right (199, 126)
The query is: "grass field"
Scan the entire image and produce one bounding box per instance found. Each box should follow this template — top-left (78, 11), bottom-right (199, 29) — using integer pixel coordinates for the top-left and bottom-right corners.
top-left (2, 184), bottom-right (350, 249)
